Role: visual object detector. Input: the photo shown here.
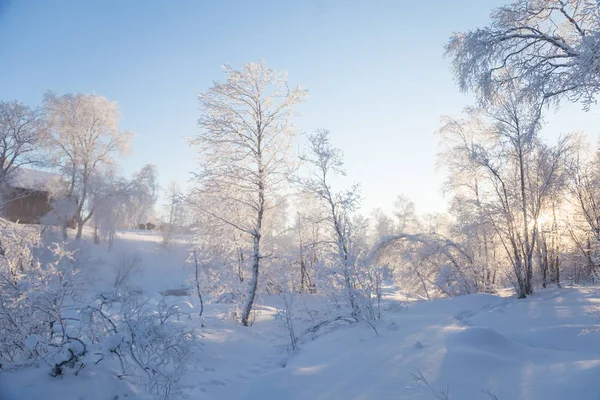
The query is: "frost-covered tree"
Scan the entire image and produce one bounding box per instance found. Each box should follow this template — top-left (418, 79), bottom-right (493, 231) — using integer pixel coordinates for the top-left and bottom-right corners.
top-left (438, 110), bottom-right (501, 291)
top-left (446, 0), bottom-right (600, 107)
top-left (370, 208), bottom-right (395, 244)
top-left (188, 188), bottom-right (252, 300)
top-left (91, 173), bottom-right (138, 249)
top-left (0, 101), bottom-right (46, 196)
top-left (161, 182), bottom-right (188, 251)
top-left (192, 61), bottom-right (307, 326)
top-left (300, 130), bottom-right (364, 314)
top-left (90, 173), bottom-right (121, 246)
top-left (127, 164), bottom-right (159, 227)
top-left (535, 194), bottom-right (563, 287)
top-left (44, 92), bottom-right (133, 239)
top-left (393, 194), bottom-right (420, 234)
top-left (372, 232), bottom-right (476, 299)
top-left (563, 136), bottom-right (600, 282)
top-left (439, 90), bottom-right (572, 297)
top-left (291, 192), bottom-right (328, 293)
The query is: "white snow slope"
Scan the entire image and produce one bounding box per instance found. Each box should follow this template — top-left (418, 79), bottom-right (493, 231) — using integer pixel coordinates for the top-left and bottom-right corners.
top-left (233, 288), bottom-right (600, 400)
top-left (2, 229), bottom-right (600, 400)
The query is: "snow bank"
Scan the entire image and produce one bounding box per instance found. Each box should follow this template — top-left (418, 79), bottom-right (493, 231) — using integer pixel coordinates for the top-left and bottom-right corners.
top-left (231, 287), bottom-right (600, 400)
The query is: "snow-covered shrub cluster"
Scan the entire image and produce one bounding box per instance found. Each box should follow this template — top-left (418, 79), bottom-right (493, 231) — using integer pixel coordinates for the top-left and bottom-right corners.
top-left (0, 218), bottom-right (194, 399)
top-left (91, 290), bottom-right (195, 399)
top-left (113, 252), bottom-right (142, 288)
top-left (0, 219), bottom-right (80, 371)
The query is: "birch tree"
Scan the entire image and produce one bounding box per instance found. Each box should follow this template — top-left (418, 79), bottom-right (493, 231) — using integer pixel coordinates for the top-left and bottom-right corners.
top-left (446, 0), bottom-right (600, 107)
top-left (566, 137), bottom-right (600, 281)
top-left (300, 129), bottom-right (362, 314)
top-left (44, 92), bottom-right (133, 239)
top-left (292, 192), bottom-right (327, 293)
top-left (193, 61), bottom-right (307, 326)
top-left (438, 109), bottom-right (500, 291)
top-left (439, 93), bottom-right (572, 297)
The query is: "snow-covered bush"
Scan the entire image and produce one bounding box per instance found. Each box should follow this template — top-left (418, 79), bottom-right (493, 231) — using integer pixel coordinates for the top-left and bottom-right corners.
top-left (0, 218), bottom-right (81, 371)
top-left (371, 233), bottom-right (476, 300)
top-left (186, 243), bottom-right (245, 305)
top-left (113, 252), bottom-right (142, 288)
top-left (0, 218), bottom-right (195, 399)
top-left (95, 290), bottom-right (195, 399)
top-left (353, 259), bottom-right (384, 321)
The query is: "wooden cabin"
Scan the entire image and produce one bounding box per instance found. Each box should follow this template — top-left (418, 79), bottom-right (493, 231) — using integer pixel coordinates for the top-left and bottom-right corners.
top-left (1, 169), bottom-right (62, 224)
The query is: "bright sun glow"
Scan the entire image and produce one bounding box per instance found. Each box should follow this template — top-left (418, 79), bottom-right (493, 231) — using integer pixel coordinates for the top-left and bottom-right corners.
top-left (536, 214), bottom-right (551, 226)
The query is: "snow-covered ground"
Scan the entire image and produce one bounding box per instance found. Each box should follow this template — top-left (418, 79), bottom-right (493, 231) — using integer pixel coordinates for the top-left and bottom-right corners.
top-left (2, 229), bottom-right (600, 400)
top-left (236, 288), bottom-right (600, 400)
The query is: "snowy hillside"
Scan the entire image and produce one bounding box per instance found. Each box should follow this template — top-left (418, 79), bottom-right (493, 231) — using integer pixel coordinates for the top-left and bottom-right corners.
top-left (235, 288), bottom-right (600, 400)
top-left (2, 228), bottom-right (600, 400)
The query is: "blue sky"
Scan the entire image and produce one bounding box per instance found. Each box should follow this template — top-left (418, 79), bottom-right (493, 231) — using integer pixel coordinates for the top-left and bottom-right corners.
top-left (1, 0), bottom-right (599, 215)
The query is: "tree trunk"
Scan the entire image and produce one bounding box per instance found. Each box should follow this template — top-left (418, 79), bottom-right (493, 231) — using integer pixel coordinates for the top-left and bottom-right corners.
top-left (61, 222), bottom-right (68, 240)
top-left (539, 233), bottom-right (548, 289)
top-left (333, 213), bottom-right (356, 314)
top-left (241, 233), bottom-right (260, 326)
top-left (75, 220), bottom-right (84, 240)
top-left (514, 256), bottom-right (527, 299)
top-left (511, 237), bottom-right (527, 298)
top-left (241, 154), bottom-right (265, 327)
top-left (555, 254), bottom-right (561, 287)
top-left (300, 257), bottom-right (307, 292)
top-left (93, 220), bottom-right (100, 244)
top-left (297, 217), bottom-right (312, 293)
top-left (108, 229), bottom-right (114, 251)
top-left (193, 250), bottom-right (204, 318)
top-left (237, 247), bottom-right (244, 283)
top-left (551, 206), bottom-right (560, 287)
top-left (517, 146), bottom-right (533, 296)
